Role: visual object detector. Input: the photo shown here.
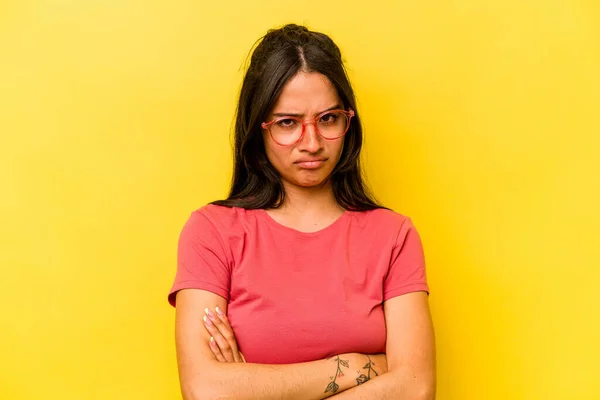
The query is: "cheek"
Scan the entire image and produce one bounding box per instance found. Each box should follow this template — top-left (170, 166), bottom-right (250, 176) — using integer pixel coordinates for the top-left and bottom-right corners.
top-left (263, 135), bottom-right (288, 170)
top-left (331, 138), bottom-right (345, 162)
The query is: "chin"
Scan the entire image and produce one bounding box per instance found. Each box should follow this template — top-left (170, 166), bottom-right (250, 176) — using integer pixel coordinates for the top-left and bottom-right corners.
top-left (296, 181), bottom-right (323, 188)
top-left (281, 166), bottom-right (334, 188)
top-left (293, 174), bottom-right (331, 188)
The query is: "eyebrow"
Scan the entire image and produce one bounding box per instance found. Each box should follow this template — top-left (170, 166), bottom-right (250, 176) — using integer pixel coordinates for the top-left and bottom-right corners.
top-left (271, 104), bottom-right (342, 118)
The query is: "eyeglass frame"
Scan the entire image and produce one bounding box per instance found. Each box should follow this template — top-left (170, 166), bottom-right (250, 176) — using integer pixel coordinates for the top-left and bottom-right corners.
top-left (260, 108), bottom-right (355, 146)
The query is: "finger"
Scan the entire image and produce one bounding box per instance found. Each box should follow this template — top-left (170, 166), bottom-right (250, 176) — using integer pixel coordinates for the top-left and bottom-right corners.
top-left (203, 314), bottom-right (235, 362)
top-left (214, 307), bottom-right (243, 363)
top-left (206, 308), bottom-right (240, 362)
top-left (209, 336), bottom-right (227, 362)
top-left (202, 315), bottom-right (229, 357)
top-left (240, 351), bottom-right (246, 363)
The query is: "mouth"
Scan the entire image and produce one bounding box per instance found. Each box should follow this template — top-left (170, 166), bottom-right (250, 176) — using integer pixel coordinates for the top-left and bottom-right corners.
top-left (294, 159), bottom-right (327, 169)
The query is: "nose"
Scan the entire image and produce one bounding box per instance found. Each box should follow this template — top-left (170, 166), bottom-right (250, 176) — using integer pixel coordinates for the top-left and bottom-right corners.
top-left (297, 121), bottom-right (323, 153)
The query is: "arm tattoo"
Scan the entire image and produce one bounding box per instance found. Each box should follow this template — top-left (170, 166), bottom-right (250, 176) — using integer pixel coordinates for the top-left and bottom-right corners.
top-left (356, 355), bottom-right (379, 385)
top-left (324, 356), bottom-right (349, 394)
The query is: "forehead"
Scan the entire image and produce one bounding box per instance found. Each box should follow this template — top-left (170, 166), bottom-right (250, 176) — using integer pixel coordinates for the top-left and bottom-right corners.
top-left (271, 72), bottom-right (341, 113)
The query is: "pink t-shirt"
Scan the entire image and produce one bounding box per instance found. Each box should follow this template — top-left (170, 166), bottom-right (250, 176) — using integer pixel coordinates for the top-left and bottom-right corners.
top-left (168, 204), bottom-right (429, 364)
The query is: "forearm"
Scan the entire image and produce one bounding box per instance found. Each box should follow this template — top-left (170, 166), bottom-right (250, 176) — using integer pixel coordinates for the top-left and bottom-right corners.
top-left (329, 370), bottom-right (435, 400)
top-left (183, 353), bottom-right (365, 400)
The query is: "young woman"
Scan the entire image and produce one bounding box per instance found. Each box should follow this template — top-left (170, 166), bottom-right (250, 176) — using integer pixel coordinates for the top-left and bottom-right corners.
top-left (168, 24), bottom-right (436, 400)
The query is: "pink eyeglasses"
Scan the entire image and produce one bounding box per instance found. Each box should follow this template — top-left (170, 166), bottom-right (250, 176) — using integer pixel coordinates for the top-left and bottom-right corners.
top-left (261, 108), bottom-right (355, 146)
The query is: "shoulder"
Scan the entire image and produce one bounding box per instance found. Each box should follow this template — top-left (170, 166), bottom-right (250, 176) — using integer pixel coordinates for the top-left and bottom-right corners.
top-left (184, 204), bottom-right (256, 233)
top-left (350, 207), bottom-right (415, 231)
top-left (178, 204), bottom-right (255, 257)
top-left (348, 207), bottom-right (420, 249)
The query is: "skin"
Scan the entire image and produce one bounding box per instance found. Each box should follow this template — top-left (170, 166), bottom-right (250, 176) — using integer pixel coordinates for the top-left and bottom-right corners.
top-left (262, 70), bottom-right (347, 233)
top-left (263, 70), bottom-right (345, 189)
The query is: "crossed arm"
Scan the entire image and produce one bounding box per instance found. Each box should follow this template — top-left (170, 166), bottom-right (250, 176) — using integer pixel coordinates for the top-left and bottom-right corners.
top-left (175, 289), bottom-right (435, 399)
top-left (325, 292), bottom-right (436, 399)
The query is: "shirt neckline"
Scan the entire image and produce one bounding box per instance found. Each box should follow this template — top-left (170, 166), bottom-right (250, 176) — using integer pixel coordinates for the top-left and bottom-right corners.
top-left (257, 208), bottom-right (351, 238)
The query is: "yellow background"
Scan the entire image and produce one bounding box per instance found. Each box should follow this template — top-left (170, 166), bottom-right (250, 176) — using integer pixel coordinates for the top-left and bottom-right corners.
top-left (1, 1), bottom-right (599, 399)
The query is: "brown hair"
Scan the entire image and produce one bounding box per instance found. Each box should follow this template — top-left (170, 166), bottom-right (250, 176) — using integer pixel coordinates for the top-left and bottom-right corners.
top-left (212, 24), bottom-right (382, 211)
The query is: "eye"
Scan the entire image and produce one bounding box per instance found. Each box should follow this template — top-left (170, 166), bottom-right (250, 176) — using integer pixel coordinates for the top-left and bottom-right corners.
top-left (275, 118), bottom-right (298, 129)
top-left (319, 112), bottom-right (338, 124)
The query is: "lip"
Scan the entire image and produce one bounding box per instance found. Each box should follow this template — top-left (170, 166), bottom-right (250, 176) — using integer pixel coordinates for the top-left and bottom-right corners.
top-left (294, 158), bottom-right (327, 169)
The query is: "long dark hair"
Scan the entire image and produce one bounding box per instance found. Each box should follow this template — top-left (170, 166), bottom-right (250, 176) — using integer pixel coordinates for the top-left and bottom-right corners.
top-left (211, 24), bottom-right (383, 211)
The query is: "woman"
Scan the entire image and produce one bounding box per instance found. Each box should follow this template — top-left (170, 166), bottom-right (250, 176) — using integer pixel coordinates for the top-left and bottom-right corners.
top-left (168, 24), bottom-right (436, 399)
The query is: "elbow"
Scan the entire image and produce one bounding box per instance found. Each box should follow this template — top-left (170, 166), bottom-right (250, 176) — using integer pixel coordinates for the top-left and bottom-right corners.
top-left (182, 386), bottom-right (227, 400)
top-left (390, 373), bottom-right (436, 400)
top-left (411, 380), bottom-right (436, 400)
top-left (181, 386), bottom-right (197, 400)
top-left (180, 382), bottom-right (204, 400)
top-left (417, 385), bottom-right (436, 400)
top-left (181, 376), bottom-right (229, 400)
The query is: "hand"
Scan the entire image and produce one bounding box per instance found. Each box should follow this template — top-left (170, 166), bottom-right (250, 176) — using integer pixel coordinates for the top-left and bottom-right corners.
top-left (203, 307), bottom-right (246, 363)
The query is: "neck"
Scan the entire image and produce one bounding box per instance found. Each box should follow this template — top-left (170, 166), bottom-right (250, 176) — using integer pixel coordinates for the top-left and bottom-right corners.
top-left (276, 180), bottom-right (343, 216)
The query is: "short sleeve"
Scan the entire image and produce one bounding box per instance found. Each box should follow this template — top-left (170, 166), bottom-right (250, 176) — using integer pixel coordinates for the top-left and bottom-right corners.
top-left (168, 211), bottom-right (232, 307)
top-left (383, 218), bottom-right (430, 301)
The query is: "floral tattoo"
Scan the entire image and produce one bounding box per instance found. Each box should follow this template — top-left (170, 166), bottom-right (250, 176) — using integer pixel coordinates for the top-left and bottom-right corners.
top-left (356, 355), bottom-right (379, 385)
top-left (324, 356), bottom-right (349, 394)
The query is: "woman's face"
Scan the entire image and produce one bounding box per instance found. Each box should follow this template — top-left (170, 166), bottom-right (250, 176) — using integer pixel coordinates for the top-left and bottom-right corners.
top-left (262, 71), bottom-right (345, 190)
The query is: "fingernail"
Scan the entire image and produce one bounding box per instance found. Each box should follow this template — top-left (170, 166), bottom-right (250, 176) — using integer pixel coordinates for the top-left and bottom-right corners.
top-left (215, 307), bottom-right (224, 316)
top-left (203, 315), bottom-right (213, 326)
top-left (210, 337), bottom-right (215, 346)
top-left (205, 308), bottom-right (216, 319)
